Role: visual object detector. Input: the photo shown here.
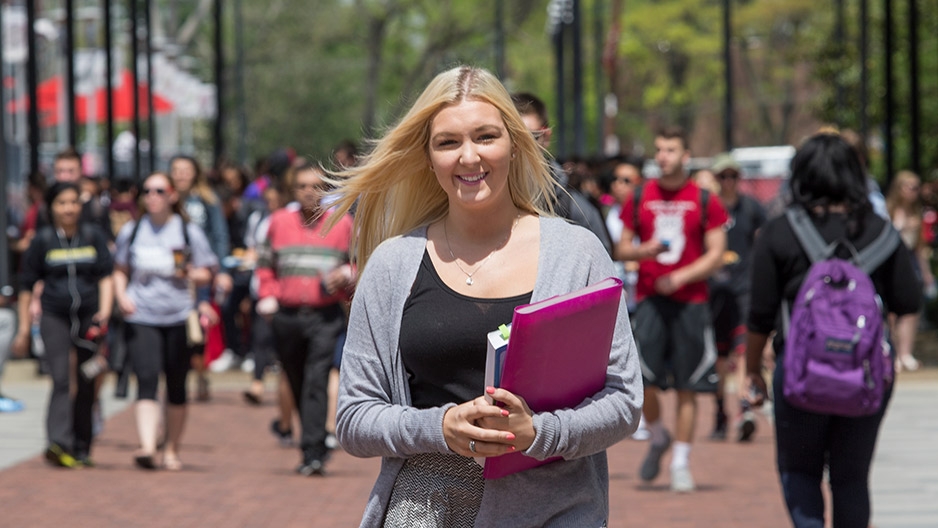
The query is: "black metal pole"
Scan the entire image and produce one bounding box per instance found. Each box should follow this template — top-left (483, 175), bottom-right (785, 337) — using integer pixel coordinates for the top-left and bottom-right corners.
top-left (130, 0), bottom-right (141, 180)
top-left (593, 0), bottom-right (604, 156)
top-left (859, 0), bottom-right (869, 144)
top-left (908, 0), bottom-right (920, 176)
top-left (571, 0), bottom-right (584, 156)
top-left (26, 0), bottom-right (39, 172)
top-left (235, 0), bottom-right (247, 164)
top-left (834, 0), bottom-right (845, 125)
top-left (723, 0), bottom-right (733, 151)
top-left (145, 0), bottom-right (155, 172)
top-left (105, 0), bottom-right (115, 180)
top-left (0, 4), bottom-right (10, 296)
top-left (65, 0), bottom-right (77, 148)
top-left (494, 0), bottom-right (505, 80)
top-left (214, 0), bottom-right (224, 167)
top-left (883, 0), bottom-right (894, 186)
top-left (554, 28), bottom-right (566, 160)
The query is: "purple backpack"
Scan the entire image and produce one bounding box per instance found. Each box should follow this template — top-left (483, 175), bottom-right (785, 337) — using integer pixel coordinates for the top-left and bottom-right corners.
top-left (782, 208), bottom-right (900, 417)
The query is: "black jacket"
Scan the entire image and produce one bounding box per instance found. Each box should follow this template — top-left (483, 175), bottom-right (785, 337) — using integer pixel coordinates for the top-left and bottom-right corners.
top-left (20, 224), bottom-right (114, 317)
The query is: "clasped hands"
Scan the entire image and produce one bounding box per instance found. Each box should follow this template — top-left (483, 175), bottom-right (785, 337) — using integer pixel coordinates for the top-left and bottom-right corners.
top-left (443, 386), bottom-right (535, 458)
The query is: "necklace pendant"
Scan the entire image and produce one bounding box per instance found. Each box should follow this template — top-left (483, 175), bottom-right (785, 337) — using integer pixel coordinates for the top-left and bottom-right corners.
top-left (465, 276), bottom-right (473, 286)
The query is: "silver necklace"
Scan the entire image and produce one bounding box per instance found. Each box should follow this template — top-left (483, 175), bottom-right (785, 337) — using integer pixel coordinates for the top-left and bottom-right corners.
top-left (443, 215), bottom-right (520, 286)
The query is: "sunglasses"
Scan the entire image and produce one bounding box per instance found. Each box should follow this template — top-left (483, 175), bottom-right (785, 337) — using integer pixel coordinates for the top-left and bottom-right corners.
top-left (717, 172), bottom-right (739, 180)
top-left (143, 187), bottom-right (168, 195)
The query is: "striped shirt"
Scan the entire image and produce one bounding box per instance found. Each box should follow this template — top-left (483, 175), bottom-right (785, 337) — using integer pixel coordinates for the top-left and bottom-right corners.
top-left (255, 208), bottom-right (354, 308)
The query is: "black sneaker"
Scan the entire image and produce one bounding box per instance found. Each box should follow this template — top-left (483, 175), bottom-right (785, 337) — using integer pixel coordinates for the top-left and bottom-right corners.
top-left (75, 454), bottom-right (95, 468)
top-left (296, 458), bottom-right (326, 477)
top-left (296, 449), bottom-right (329, 477)
top-left (270, 419), bottom-right (294, 447)
top-left (737, 412), bottom-right (757, 442)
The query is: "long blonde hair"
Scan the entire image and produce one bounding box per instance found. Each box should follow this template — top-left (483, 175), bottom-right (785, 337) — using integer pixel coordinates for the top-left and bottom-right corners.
top-left (326, 65), bottom-right (556, 271)
top-left (886, 170), bottom-right (923, 219)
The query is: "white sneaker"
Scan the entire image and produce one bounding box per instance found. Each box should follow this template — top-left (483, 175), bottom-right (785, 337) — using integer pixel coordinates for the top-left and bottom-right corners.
top-left (209, 350), bottom-right (235, 373)
top-left (240, 356), bottom-right (255, 373)
top-left (670, 465), bottom-right (696, 493)
top-left (631, 414), bottom-right (650, 441)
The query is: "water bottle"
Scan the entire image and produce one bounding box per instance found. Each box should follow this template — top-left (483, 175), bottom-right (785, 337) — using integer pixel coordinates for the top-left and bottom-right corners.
top-left (30, 322), bottom-right (45, 357)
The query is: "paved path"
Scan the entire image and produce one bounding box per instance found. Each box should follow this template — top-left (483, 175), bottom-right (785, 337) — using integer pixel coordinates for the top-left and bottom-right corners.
top-left (1, 359), bottom-right (935, 527)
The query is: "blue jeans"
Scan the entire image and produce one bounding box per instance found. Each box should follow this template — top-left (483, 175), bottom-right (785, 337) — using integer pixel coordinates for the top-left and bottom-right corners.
top-left (773, 364), bottom-right (892, 528)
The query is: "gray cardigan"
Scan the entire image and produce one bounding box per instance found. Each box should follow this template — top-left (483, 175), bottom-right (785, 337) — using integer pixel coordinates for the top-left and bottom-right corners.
top-left (336, 216), bottom-right (643, 527)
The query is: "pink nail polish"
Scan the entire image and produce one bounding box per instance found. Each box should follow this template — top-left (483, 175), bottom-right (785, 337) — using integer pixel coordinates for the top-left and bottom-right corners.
top-left (501, 409), bottom-right (509, 417)
top-left (506, 433), bottom-right (516, 441)
top-left (486, 386), bottom-right (496, 394)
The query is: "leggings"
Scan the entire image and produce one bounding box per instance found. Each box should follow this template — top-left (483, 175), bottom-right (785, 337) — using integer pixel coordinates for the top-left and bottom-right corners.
top-left (773, 363), bottom-right (892, 528)
top-left (127, 322), bottom-right (189, 405)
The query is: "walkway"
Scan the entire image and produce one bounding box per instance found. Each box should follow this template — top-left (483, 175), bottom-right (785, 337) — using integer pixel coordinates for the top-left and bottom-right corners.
top-left (1, 360), bottom-right (935, 527)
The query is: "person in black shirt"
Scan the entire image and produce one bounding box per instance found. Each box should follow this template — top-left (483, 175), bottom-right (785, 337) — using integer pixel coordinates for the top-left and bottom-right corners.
top-left (742, 132), bottom-right (920, 528)
top-left (12, 182), bottom-right (114, 468)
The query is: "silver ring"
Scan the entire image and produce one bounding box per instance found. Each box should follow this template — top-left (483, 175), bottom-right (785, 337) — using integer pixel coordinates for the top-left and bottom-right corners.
top-left (469, 440), bottom-right (477, 453)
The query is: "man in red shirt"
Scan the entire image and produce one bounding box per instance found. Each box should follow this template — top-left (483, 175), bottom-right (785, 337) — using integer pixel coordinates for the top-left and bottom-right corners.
top-left (255, 163), bottom-right (355, 476)
top-left (615, 126), bottom-right (728, 492)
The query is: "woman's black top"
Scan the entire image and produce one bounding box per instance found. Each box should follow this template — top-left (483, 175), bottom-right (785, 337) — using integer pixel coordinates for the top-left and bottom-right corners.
top-left (400, 250), bottom-right (532, 409)
top-left (747, 208), bottom-right (921, 353)
top-left (20, 225), bottom-right (114, 317)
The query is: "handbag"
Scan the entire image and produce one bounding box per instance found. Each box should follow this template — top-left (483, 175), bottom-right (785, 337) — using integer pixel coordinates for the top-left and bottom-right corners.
top-left (186, 309), bottom-right (204, 346)
top-left (186, 282), bottom-right (205, 346)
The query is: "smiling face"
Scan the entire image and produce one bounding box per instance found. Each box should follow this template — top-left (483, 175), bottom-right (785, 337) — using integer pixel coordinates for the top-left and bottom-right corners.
top-left (170, 158), bottom-right (197, 194)
top-left (428, 99), bottom-right (514, 212)
top-left (141, 173), bottom-right (177, 216)
top-left (51, 188), bottom-right (81, 229)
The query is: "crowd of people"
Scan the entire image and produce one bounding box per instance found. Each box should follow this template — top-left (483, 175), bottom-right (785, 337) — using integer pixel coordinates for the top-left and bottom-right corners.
top-left (0, 64), bottom-right (936, 528)
top-left (0, 144), bottom-right (358, 474)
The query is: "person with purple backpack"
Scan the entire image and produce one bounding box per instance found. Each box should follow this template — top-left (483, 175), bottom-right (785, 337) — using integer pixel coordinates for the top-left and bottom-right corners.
top-left (742, 131), bottom-right (921, 528)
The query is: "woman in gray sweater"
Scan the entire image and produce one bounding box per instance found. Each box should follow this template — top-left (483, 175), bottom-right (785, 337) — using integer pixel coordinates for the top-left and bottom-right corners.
top-left (329, 66), bottom-right (643, 527)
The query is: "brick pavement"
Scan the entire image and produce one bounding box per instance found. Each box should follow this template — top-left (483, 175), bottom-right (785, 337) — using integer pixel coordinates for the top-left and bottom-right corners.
top-left (0, 384), bottom-right (792, 527)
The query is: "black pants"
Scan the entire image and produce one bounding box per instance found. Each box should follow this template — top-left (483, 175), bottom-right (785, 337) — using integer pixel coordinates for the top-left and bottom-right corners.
top-left (271, 305), bottom-right (344, 458)
top-left (40, 312), bottom-right (96, 456)
top-left (222, 270), bottom-right (254, 358)
top-left (127, 322), bottom-right (190, 405)
top-left (773, 363), bottom-right (892, 528)
top-left (251, 306), bottom-right (275, 381)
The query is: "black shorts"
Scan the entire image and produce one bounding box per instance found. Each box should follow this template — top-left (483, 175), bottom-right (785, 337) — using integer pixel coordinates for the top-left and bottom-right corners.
top-left (632, 297), bottom-right (718, 392)
top-left (709, 287), bottom-right (749, 358)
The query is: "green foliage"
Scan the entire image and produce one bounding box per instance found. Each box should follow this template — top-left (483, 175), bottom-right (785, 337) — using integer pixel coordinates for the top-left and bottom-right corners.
top-left (810, 1), bottom-right (938, 181)
top-left (223, 0), bottom-right (555, 164)
top-left (174, 0), bottom-right (937, 180)
top-left (616, 0), bottom-right (724, 146)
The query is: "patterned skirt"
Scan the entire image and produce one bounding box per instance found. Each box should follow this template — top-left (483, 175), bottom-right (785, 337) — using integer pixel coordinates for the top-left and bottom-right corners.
top-left (383, 452), bottom-right (485, 528)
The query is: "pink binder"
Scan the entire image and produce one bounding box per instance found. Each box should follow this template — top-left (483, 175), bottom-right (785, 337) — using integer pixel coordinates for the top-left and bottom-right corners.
top-left (483, 276), bottom-right (623, 479)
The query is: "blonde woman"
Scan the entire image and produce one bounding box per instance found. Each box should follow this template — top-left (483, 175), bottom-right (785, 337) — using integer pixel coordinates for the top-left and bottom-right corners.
top-left (330, 66), bottom-right (642, 527)
top-left (886, 170), bottom-right (933, 371)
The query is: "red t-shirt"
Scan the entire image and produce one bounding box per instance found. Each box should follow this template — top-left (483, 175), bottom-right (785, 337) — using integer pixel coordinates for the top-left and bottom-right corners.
top-left (620, 179), bottom-right (728, 303)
